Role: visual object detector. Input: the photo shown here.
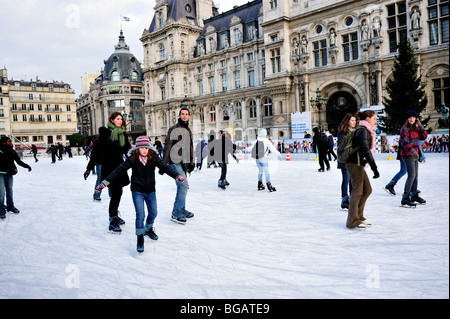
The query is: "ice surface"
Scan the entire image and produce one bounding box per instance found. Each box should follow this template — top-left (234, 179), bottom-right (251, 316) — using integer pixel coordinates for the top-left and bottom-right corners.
top-left (0, 152), bottom-right (448, 299)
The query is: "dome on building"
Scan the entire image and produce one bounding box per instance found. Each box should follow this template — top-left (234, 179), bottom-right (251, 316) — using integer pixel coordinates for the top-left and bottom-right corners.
top-left (102, 30), bottom-right (143, 83)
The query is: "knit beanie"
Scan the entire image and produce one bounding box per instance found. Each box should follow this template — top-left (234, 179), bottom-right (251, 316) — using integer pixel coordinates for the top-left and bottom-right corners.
top-left (134, 136), bottom-right (151, 149)
top-left (405, 110), bottom-right (418, 119)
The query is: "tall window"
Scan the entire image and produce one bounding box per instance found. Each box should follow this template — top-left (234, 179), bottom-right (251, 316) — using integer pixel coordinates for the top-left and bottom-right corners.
top-left (270, 0), bottom-right (278, 9)
top-left (221, 74), bottom-right (227, 92)
top-left (210, 106), bottom-right (216, 122)
top-left (342, 32), bottom-right (359, 61)
top-left (387, 2), bottom-right (407, 52)
top-left (235, 102), bottom-right (242, 120)
top-left (160, 44), bottom-right (166, 60)
top-left (246, 23), bottom-right (256, 41)
top-left (161, 86), bottom-right (166, 100)
top-left (263, 98), bottom-right (273, 117)
top-left (313, 40), bottom-right (328, 67)
top-left (270, 48), bottom-right (281, 73)
top-left (158, 12), bottom-right (164, 27)
top-left (234, 71), bottom-right (241, 89)
top-left (433, 77), bottom-right (449, 109)
top-left (428, 0), bottom-right (449, 45)
top-left (249, 99), bottom-right (257, 118)
top-left (198, 80), bottom-right (203, 96)
top-left (234, 29), bottom-right (241, 44)
top-left (248, 70), bottom-right (255, 87)
top-left (111, 71), bottom-right (120, 81)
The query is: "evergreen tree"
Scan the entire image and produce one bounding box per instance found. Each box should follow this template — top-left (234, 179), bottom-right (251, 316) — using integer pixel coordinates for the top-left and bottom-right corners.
top-left (378, 37), bottom-right (428, 134)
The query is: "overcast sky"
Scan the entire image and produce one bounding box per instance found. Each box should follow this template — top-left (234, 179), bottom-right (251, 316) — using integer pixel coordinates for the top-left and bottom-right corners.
top-left (1, 0), bottom-right (250, 97)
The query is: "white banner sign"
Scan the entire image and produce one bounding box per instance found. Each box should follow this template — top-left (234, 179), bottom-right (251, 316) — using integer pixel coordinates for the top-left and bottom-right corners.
top-left (291, 112), bottom-right (311, 138)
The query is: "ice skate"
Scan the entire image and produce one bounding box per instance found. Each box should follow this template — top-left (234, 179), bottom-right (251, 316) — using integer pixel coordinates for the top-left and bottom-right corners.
top-left (145, 227), bottom-right (159, 240)
top-left (257, 180), bottom-right (265, 191)
top-left (266, 182), bottom-right (276, 192)
top-left (137, 234), bottom-right (144, 253)
top-left (108, 216), bottom-right (122, 233)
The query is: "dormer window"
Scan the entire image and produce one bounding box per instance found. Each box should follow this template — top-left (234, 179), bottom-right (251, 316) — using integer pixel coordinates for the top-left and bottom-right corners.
top-left (158, 11), bottom-right (164, 27)
top-left (111, 71), bottom-right (121, 81)
top-left (185, 4), bottom-right (191, 13)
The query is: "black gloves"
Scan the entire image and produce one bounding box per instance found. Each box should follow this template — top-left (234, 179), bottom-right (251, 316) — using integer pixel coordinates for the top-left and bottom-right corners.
top-left (369, 161), bottom-right (380, 179)
top-left (26, 165), bottom-right (32, 172)
top-left (83, 169), bottom-right (91, 180)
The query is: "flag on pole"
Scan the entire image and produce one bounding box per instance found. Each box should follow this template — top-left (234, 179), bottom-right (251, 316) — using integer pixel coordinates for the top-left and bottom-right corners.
top-left (121, 15), bottom-right (130, 22)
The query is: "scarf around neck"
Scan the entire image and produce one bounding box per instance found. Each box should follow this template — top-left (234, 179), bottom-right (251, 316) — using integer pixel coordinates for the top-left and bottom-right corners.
top-left (358, 120), bottom-right (375, 154)
top-left (107, 121), bottom-right (125, 147)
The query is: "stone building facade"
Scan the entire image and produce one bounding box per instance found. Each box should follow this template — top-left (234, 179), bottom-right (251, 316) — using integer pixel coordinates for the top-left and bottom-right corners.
top-left (0, 67), bottom-right (78, 148)
top-left (141, 0), bottom-right (448, 141)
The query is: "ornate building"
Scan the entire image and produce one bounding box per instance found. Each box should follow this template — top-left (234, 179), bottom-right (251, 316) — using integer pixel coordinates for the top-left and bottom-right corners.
top-left (0, 67), bottom-right (78, 148)
top-left (76, 30), bottom-right (146, 141)
top-left (143, 0), bottom-right (448, 140)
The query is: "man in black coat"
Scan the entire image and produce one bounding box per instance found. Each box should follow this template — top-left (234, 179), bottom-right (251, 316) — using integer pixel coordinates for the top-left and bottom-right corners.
top-left (163, 107), bottom-right (195, 224)
top-left (0, 137), bottom-right (32, 218)
top-left (312, 127), bottom-right (330, 172)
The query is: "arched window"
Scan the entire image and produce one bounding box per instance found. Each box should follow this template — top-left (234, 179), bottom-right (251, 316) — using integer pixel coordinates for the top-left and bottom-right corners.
top-left (235, 101), bottom-right (242, 120)
top-left (249, 99), bottom-right (257, 118)
top-left (111, 71), bottom-right (120, 82)
top-left (160, 44), bottom-right (166, 60)
top-left (209, 106), bottom-right (216, 122)
top-left (263, 98), bottom-right (273, 117)
top-left (131, 71), bottom-right (139, 81)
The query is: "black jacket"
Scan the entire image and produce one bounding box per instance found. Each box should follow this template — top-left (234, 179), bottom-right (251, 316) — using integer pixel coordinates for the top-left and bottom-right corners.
top-left (87, 128), bottom-right (131, 188)
top-left (104, 150), bottom-right (178, 194)
top-left (346, 126), bottom-right (376, 169)
top-left (0, 145), bottom-right (31, 175)
top-left (163, 118), bottom-right (194, 167)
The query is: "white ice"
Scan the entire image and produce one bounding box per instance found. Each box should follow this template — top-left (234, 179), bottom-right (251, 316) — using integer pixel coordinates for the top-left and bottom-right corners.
top-left (0, 152), bottom-right (448, 299)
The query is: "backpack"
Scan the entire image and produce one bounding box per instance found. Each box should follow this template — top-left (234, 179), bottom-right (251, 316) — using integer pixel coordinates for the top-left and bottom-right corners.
top-left (337, 130), bottom-right (359, 163)
top-left (251, 140), bottom-right (266, 159)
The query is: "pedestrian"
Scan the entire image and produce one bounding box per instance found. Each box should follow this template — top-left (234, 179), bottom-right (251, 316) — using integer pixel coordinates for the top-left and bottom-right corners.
top-left (345, 110), bottom-right (379, 229)
top-left (154, 137), bottom-right (163, 158)
top-left (210, 131), bottom-right (238, 189)
top-left (47, 144), bottom-right (58, 163)
top-left (399, 110), bottom-right (428, 207)
top-left (30, 144), bottom-right (38, 162)
top-left (312, 127), bottom-right (330, 172)
top-left (0, 136), bottom-right (32, 219)
top-left (90, 112), bottom-right (131, 232)
top-left (84, 126), bottom-right (109, 201)
top-left (162, 107), bottom-right (195, 224)
top-left (95, 136), bottom-right (186, 252)
top-left (326, 130), bottom-right (337, 161)
top-left (195, 138), bottom-right (207, 171)
top-left (336, 113), bottom-right (356, 209)
top-left (251, 128), bottom-right (280, 192)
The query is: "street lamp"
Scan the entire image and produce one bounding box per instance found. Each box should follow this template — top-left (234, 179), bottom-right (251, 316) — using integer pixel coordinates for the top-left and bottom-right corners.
top-left (221, 101), bottom-right (235, 121)
top-left (180, 95), bottom-right (197, 114)
top-left (309, 88), bottom-right (328, 131)
top-left (82, 115), bottom-right (90, 136)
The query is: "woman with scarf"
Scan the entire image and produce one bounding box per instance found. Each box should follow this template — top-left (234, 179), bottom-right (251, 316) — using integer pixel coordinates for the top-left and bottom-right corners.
top-left (86, 112), bottom-right (131, 232)
top-left (345, 110), bottom-right (380, 229)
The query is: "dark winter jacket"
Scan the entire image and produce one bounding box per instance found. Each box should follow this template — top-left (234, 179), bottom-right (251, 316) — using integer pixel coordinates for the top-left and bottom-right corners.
top-left (88, 127), bottom-right (131, 188)
top-left (399, 125), bottom-right (427, 160)
top-left (336, 129), bottom-right (346, 169)
top-left (0, 144), bottom-right (31, 175)
top-left (163, 118), bottom-right (194, 170)
top-left (346, 126), bottom-right (376, 170)
top-left (312, 132), bottom-right (329, 152)
top-left (104, 150), bottom-right (178, 194)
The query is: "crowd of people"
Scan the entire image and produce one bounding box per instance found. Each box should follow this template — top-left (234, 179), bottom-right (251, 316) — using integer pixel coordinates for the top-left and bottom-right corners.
top-left (0, 107), bottom-right (444, 252)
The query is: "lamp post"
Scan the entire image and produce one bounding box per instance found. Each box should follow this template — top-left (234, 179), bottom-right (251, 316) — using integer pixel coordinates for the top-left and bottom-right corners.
top-left (82, 115), bottom-right (90, 136)
top-left (180, 95), bottom-right (197, 113)
top-left (309, 88), bottom-right (328, 131)
top-left (221, 101), bottom-right (235, 121)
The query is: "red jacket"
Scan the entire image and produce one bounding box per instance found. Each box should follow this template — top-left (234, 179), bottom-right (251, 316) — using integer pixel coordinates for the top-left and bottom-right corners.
top-left (399, 125), bottom-right (427, 159)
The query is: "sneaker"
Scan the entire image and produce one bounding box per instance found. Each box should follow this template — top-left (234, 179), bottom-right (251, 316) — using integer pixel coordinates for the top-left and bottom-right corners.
top-left (145, 227), bottom-right (159, 240)
top-left (171, 215), bottom-right (187, 224)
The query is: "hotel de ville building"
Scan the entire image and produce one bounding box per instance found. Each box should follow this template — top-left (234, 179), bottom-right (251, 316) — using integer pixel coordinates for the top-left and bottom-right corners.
top-left (80, 0), bottom-right (449, 142)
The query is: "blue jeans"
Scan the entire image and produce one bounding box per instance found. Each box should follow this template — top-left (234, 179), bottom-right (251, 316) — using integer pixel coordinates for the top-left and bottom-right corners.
top-left (168, 163), bottom-right (189, 218)
top-left (0, 174), bottom-right (14, 214)
top-left (256, 158), bottom-right (270, 183)
top-left (340, 168), bottom-right (352, 197)
top-left (132, 191), bottom-right (157, 235)
top-left (392, 159), bottom-right (407, 183)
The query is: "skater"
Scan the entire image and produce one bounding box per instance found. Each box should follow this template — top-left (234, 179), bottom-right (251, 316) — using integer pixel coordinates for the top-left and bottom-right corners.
top-left (384, 139), bottom-right (407, 196)
top-left (345, 110), bottom-right (379, 229)
top-left (399, 110), bottom-right (428, 207)
top-left (195, 138), bottom-right (207, 171)
top-left (0, 137), bottom-right (32, 219)
top-left (326, 130), bottom-right (337, 161)
top-left (65, 144), bottom-right (73, 158)
top-left (163, 107), bottom-right (195, 224)
top-left (154, 137), bottom-right (163, 158)
top-left (337, 113), bottom-right (356, 209)
top-left (30, 144), bottom-right (38, 162)
top-left (95, 136), bottom-right (186, 252)
top-left (312, 127), bottom-right (330, 172)
top-left (47, 144), bottom-right (58, 163)
top-left (251, 129), bottom-right (280, 192)
top-left (91, 112), bottom-right (131, 232)
top-left (207, 130), bottom-right (218, 168)
top-left (84, 126), bottom-right (109, 201)
top-left (210, 131), bottom-right (238, 189)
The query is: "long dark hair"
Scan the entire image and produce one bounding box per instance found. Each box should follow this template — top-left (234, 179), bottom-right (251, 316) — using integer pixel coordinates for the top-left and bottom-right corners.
top-left (130, 148), bottom-right (154, 163)
top-left (108, 112), bottom-right (127, 131)
top-left (338, 113), bottom-right (356, 134)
